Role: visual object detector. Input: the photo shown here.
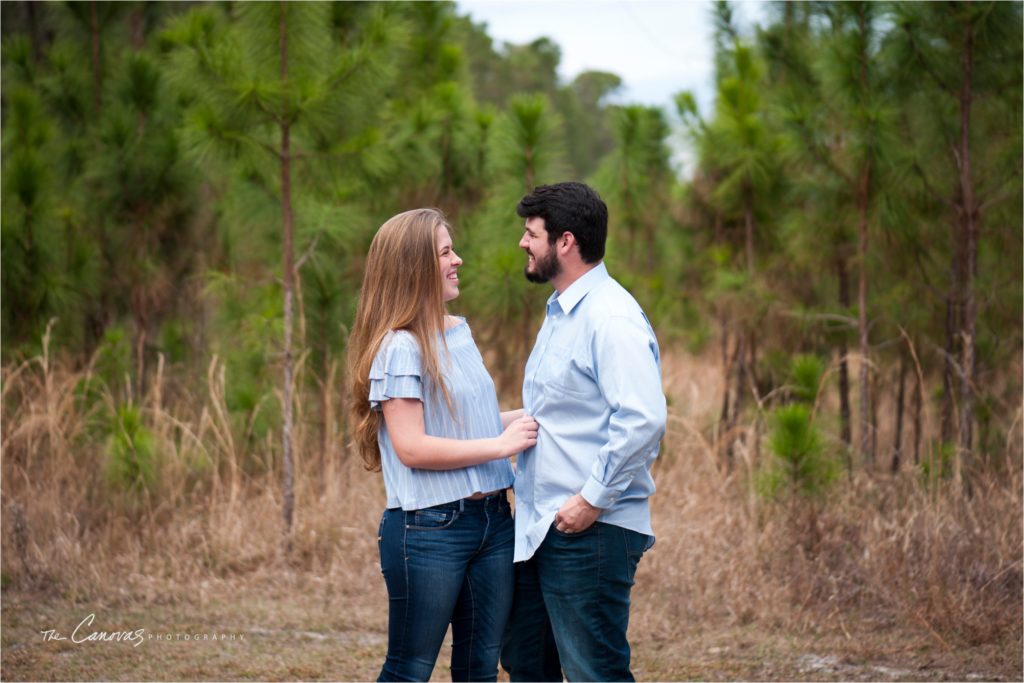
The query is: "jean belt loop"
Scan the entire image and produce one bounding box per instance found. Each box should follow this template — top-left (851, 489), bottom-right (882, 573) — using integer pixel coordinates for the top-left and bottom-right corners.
top-left (459, 498), bottom-right (465, 512)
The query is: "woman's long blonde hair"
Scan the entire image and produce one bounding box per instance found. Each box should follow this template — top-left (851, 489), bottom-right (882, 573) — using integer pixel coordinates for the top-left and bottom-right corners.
top-left (348, 208), bottom-right (454, 471)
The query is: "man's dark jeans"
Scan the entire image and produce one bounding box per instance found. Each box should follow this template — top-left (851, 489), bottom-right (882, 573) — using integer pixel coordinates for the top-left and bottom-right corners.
top-left (500, 521), bottom-right (650, 682)
top-left (377, 494), bottom-right (514, 682)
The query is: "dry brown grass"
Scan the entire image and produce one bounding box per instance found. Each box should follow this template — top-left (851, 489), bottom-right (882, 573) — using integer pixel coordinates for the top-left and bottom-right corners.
top-left (2, 337), bottom-right (1021, 680)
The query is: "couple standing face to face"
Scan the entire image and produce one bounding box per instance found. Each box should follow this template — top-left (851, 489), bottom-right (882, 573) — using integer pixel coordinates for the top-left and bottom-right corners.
top-left (353, 182), bottom-right (666, 683)
top-left (435, 212), bottom-right (559, 300)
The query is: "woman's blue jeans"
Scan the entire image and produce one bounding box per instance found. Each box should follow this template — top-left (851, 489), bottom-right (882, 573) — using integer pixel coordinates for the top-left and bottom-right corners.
top-left (377, 493), bottom-right (514, 682)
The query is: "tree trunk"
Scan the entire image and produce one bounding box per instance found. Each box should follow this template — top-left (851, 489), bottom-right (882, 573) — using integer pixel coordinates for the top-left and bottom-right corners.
top-left (715, 210), bottom-right (731, 457)
top-left (320, 315), bottom-right (330, 486)
top-left (742, 188), bottom-right (760, 461)
top-left (725, 335), bottom-right (747, 466)
top-left (644, 173), bottom-right (659, 272)
top-left (518, 156), bottom-right (538, 392)
top-left (337, 354), bottom-right (349, 460)
top-left (747, 329), bottom-right (759, 397)
top-left (956, 14), bottom-right (977, 490)
top-left (88, 1), bottom-right (111, 356)
top-left (941, 283), bottom-right (960, 445)
top-left (90, 1), bottom-right (102, 114)
top-left (25, 1), bottom-right (44, 64)
top-left (836, 253), bottom-right (853, 462)
top-left (519, 290), bottom-right (532, 389)
top-left (279, 3), bottom-right (296, 545)
top-left (524, 147), bottom-right (534, 191)
top-left (892, 353), bottom-right (906, 473)
top-left (869, 369), bottom-right (878, 461)
top-left (912, 361), bottom-right (922, 466)
top-left (856, 163), bottom-right (873, 464)
top-left (855, 2), bottom-right (875, 466)
top-left (719, 327), bottom-right (731, 432)
top-left (439, 127), bottom-right (452, 201)
top-left (622, 161), bottom-right (636, 268)
top-left (744, 186), bottom-right (755, 274)
top-left (129, 4), bottom-right (144, 51)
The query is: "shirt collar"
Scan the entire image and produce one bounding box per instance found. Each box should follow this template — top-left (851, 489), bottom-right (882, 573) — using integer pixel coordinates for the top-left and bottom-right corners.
top-left (546, 262), bottom-right (609, 316)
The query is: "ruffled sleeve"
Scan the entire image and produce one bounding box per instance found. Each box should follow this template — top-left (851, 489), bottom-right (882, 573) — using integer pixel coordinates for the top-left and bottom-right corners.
top-left (369, 331), bottom-right (424, 410)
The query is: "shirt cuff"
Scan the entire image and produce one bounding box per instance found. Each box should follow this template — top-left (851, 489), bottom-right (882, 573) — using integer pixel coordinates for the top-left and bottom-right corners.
top-left (580, 477), bottom-right (619, 509)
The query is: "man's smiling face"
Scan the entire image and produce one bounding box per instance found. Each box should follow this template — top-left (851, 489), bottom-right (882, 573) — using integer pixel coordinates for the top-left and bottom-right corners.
top-left (519, 217), bottom-right (561, 284)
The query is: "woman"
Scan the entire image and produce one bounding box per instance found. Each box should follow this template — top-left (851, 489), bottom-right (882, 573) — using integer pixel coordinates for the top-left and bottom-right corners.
top-left (349, 208), bottom-right (537, 682)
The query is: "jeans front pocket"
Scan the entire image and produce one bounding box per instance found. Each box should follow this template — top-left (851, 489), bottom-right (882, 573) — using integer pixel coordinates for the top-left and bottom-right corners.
top-left (377, 511), bottom-right (387, 572)
top-left (550, 520), bottom-right (600, 539)
top-left (622, 527), bottom-right (649, 583)
top-left (406, 507), bottom-right (460, 531)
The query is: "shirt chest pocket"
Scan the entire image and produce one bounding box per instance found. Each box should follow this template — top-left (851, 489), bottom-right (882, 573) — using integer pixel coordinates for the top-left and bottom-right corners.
top-left (541, 348), bottom-right (601, 400)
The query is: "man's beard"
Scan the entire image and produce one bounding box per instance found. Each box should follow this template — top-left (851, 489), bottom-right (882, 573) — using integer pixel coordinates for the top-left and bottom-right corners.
top-left (524, 248), bottom-right (561, 284)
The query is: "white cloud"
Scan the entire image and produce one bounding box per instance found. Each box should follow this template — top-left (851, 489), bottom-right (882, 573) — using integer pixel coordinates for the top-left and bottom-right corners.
top-left (457, 0), bottom-right (769, 176)
top-left (457, 0), bottom-right (767, 115)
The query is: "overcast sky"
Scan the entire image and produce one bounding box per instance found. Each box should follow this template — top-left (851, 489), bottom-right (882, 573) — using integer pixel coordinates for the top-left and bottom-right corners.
top-left (456, 0), bottom-right (768, 118)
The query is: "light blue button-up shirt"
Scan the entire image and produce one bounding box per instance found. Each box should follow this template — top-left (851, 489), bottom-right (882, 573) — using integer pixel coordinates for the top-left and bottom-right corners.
top-left (514, 262), bottom-right (667, 562)
top-left (369, 319), bottom-right (514, 511)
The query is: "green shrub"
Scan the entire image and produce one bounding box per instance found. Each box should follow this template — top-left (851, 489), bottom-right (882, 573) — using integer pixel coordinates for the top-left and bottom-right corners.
top-left (921, 441), bottom-right (955, 483)
top-left (757, 354), bottom-right (837, 501)
top-left (104, 404), bottom-right (159, 492)
top-left (759, 404), bottom-right (837, 500)
top-left (789, 353), bottom-right (825, 404)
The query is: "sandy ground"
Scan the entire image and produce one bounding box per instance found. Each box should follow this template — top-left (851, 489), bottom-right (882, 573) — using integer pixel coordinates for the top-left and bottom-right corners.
top-left (3, 579), bottom-right (1020, 682)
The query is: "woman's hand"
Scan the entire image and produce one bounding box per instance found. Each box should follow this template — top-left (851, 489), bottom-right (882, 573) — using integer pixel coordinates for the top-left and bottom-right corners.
top-left (382, 400), bottom-right (536, 468)
top-left (496, 415), bottom-right (538, 457)
top-left (500, 408), bottom-right (526, 429)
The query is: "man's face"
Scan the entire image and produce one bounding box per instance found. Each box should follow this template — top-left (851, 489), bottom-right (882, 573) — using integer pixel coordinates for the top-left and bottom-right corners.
top-left (519, 217), bottom-right (561, 284)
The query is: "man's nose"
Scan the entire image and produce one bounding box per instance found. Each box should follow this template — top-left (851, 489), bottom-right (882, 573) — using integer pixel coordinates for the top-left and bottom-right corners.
top-left (519, 234), bottom-right (529, 249)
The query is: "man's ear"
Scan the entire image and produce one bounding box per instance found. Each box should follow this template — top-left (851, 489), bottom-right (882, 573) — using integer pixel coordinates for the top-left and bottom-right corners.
top-left (558, 232), bottom-right (576, 254)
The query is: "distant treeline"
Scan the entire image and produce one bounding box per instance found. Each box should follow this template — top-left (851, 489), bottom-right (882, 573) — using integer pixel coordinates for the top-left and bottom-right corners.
top-left (2, 1), bottom-right (1020, 488)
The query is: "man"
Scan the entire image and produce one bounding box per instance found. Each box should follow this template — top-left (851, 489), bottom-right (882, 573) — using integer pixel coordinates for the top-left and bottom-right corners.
top-left (501, 182), bottom-right (667, 682)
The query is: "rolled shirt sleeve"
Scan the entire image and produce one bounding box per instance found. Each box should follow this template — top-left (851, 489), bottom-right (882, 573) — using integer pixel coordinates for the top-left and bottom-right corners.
top-left (579, 316), bottom-right (667, 509)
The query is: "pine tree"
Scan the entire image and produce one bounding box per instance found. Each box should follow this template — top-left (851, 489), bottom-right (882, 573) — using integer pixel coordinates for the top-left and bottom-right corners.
top-left (678, 10), bottom-right (782, 465)
top-left (762, 2), bottom-right (897, 466)
top-left (163, 1), bottom-right (401, 542)
top-left (887, 1), bottom-right (1023, 487)
top-left (458, 93), bottom-right (568, 395)
top-left (591, 104), bottom-right (688, 340)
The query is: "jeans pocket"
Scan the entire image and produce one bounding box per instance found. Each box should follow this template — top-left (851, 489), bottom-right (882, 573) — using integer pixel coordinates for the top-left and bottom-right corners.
top-left (550, 520), bottom-right (599, 538)
top-left (406, 507), bottom-right (460, 531)
top-left (377, 511), bottom-right (388, 574)
top-left (622, 528), bottom-right (648, 583)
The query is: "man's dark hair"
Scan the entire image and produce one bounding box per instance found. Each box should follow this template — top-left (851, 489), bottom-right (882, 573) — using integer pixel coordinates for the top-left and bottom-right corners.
top-left (516, 182), bottom-right (608, 263)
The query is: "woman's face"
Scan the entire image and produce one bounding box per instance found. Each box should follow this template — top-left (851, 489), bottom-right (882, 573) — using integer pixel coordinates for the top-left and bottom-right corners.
top-left (436, 225), bottom-right (463, 302)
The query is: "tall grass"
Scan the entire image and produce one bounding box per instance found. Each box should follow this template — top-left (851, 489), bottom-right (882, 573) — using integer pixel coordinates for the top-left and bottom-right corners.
top-left (2, 338), bottom-right (1021, 650)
